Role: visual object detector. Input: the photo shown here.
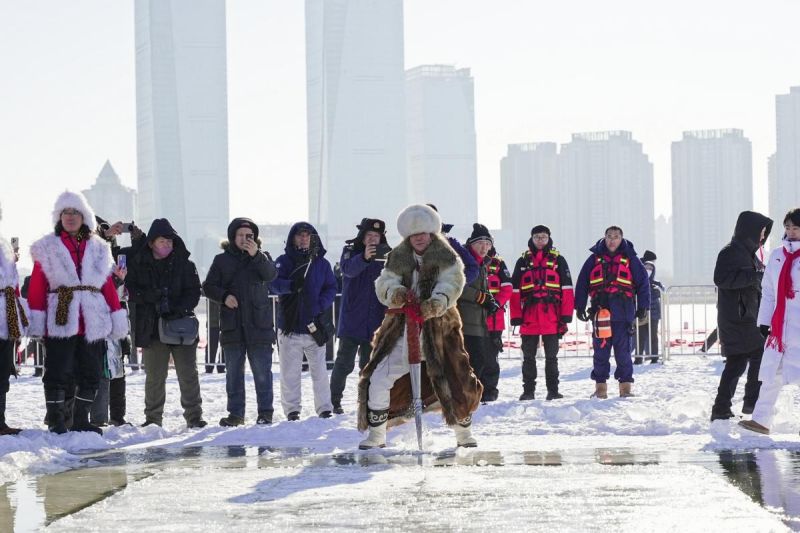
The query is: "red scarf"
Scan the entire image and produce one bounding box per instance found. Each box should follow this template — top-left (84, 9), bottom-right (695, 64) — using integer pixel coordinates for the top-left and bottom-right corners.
top-left (386, 291), bottom-right (425, 364)
top-left (767, 245), bottom-right (800, 353)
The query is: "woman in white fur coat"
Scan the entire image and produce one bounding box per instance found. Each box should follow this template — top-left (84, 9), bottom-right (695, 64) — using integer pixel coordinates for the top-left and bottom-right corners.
top-left (27, 191), bottom-right (128, 435)
top-left (740, 208), bottom-right (800, 435)
top-left (0, 235), bottom-right (28, 435)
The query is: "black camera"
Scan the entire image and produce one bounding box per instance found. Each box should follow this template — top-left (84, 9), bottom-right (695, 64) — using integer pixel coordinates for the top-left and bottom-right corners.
top-left (374, 243), bottom-right (391, 261)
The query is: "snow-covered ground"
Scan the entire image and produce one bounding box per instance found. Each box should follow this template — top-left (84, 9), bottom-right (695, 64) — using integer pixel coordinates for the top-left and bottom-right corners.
top-left (1, 349), bottom-right (800, 531)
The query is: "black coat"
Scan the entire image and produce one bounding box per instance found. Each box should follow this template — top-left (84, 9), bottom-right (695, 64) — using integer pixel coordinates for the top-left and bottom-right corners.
top-left (125, 237), bottom-right (202, 348)
top-left (713, 211), bottom-right (773, 356)
top-left (202, 243), bottom-right (278, 346)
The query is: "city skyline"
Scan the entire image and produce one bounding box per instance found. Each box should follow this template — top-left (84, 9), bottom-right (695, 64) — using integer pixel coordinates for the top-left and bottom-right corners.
top-left (2, 0), bottom-right (799, 272)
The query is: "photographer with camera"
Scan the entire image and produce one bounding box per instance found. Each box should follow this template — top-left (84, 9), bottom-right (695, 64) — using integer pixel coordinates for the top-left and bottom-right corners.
top-left (270, 222), bottom-right (337, 420)
top-left (203, 218), bottom-right (277, 426)
top-left (125, 218), bottom-right (206, 428)
top-left (329, 218), bottom-right (389, 414)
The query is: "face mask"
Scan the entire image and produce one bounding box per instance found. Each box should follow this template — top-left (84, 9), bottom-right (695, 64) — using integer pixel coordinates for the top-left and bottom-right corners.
top-left (152, 242), bottom-right (173, 259)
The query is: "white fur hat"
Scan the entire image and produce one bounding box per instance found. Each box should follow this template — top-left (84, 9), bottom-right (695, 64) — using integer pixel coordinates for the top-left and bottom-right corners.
top-left (397, 204), bottom-right (442, 239)
top-left (52, 190), bottom-right (97, 231)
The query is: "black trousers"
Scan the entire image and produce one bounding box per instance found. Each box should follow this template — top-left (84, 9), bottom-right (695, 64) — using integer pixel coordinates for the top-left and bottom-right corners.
top-left (43, 336), bottom-right (104, 396)
top-left (464, 334), bottom-right (491, 389)
top-left (482, 332), bottom-right (502, 399)
top-left (521, 334), bottom-right (560, 394)
top-left (712, 348), bottom-right (763, 413)
top-left (205, 326), bottom-right (224, 373)
top-left (636, 319), bottom-right (660, 356)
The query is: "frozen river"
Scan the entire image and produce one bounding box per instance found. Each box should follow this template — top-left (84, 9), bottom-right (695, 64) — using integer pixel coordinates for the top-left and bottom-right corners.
top-left (2, 445), bottom-right (798, 531)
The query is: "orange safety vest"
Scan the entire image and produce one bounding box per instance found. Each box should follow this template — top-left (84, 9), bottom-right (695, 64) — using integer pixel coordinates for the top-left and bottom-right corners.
top-left (486, 256), bottom-right (504, 296)
top-left (588, 254), bottom-right (634, 299)
top-left (519, 248), bottom-right (562, 304)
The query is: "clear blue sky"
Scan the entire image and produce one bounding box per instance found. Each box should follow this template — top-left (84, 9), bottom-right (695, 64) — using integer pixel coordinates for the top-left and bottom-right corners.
top-left (1, 0), bottom-right (799, 269)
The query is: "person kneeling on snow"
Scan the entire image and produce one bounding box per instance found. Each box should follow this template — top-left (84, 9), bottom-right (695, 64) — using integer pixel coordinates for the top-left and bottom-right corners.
top-left (357, 204), bottom-right (483, 449)
top-left (740, 208), bottom-right (800, 435)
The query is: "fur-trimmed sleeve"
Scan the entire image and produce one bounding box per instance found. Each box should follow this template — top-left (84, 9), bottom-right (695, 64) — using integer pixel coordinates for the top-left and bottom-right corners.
top-left (375, 267), bottom-right (404, 308)
top-left (110, 308), bottom-right (129, 340)
top-left (429, 259), bottom-right (465, 310)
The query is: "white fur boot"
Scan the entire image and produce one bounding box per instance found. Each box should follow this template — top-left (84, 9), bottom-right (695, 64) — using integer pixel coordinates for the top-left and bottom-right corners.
top-left (359, 422), bottom-right (387, 449)
top-left (453, 424), bottom-right (477, 448)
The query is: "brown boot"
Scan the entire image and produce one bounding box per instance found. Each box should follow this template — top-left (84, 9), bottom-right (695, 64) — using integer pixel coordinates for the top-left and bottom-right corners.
top-left (619, 382), bottom-right (634, 398)
top-left (591, 382), bottom-right (608, 399)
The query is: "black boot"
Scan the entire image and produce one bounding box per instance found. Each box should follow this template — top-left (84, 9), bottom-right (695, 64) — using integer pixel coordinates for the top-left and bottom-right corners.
top-left (109, 377), bottom-right (127, 426)
top-left (519, 389), bottom-right (535, 401)
top-left (72, 390), bottom-right (103, 435)
top-left (45, 390), bottom-right (68, 434)
top-left (63, 393), bottom-right (75, 431)
top-left (0, 391), bottom-right (21, 435)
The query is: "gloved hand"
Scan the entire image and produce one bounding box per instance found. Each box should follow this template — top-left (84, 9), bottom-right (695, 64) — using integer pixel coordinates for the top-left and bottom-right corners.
top-left (635, 308), bottom-right (647, 320)
top-left (420, 298), bottom-right (445, 320)
top-left (759, 325), bottom-right (771, 338)
top-left (576, 309), bottom-right (589, 322)
top-left (561, 314), bottom-right (573, 324)
top-left (290, 276), bottom-right (305, 293)
top-left (480, 292), bottom-right (501, 315)
top-left (390, 287), bottom-right (408, 307)
top-left (510, 317), bottom-right (523, 327)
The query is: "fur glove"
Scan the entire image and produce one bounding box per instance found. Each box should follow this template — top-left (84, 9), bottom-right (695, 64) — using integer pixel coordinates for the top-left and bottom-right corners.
top-left (420, 298), bottom-right (445, 320)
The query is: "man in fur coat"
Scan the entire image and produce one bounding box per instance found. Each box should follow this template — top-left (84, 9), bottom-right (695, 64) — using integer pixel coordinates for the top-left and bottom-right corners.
top-left (0, 234), bottom-right (28, 434)
top-left (358, 204), bottom-right (482, 449)
top-left (27, 191), bottom-right (128, 434)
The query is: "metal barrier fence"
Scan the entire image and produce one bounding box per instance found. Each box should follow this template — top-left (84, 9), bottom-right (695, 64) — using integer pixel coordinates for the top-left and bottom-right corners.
top-left (662, 285), bottom-right (720, 359)
top-left (16, 286), bottom-right (721, 370)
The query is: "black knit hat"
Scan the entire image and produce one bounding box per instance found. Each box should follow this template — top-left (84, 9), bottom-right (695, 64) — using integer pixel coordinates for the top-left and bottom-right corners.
top-left (530, 225), bottom-right (551, 236)
top-left (642, 250), bottom-right (657, 263)
top-left (466, 223), bottom-right (493, 246)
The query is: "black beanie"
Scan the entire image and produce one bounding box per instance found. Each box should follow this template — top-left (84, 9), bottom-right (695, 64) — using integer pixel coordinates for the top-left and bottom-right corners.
top-left (530, 225), bottom-right (551, 236)
top-left (466, 223), bottom-right (493, 246)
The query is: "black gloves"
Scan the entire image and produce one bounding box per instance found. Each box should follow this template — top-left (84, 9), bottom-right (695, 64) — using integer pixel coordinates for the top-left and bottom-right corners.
top-left (561, 315), bottom-right (573, 324)
top-left (290, 275), bottom-right (305, 293)
top-left (481, 293), bottom-right (501, 315)
top-left (576, 309), bottom-right (589, 322)
top-left (635, 308), bottom-right (647, 320)
top-left (759, 325), bottom-right (771, 338)
top-left (510, 317), bottom-right (523, 327)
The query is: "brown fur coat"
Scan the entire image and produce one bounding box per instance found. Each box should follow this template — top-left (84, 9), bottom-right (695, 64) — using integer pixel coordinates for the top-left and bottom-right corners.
top-left (358, 234), bottom-right (483, 431)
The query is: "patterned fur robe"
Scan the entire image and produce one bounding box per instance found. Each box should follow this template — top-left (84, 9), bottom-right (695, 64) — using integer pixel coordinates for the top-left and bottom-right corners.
top-left (358, 233), bottom-right (483, 431)
top-left (0, 238), bottom-right (28, 340)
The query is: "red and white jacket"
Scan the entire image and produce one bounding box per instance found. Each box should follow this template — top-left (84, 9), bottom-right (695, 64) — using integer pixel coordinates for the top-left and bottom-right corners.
top-left (485, 253), bottom-right (513, 332)
top-left (28, 232), bottom-right (127, 342)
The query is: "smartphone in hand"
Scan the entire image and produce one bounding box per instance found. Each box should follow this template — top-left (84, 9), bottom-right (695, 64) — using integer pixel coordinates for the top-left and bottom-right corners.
top-left (118, 254), bottom-right (127, 269)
